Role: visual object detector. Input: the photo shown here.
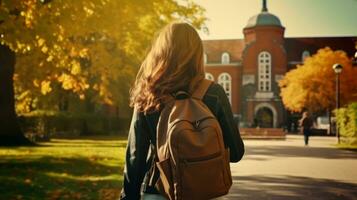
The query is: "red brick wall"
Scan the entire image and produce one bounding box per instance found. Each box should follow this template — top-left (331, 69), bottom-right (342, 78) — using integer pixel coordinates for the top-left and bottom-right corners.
top-left (243, 26), bottom-right (287, 76)
top-left (242, 25), bottom-right (286, 127)
top-left (204, 65), bottom-right (242, 115)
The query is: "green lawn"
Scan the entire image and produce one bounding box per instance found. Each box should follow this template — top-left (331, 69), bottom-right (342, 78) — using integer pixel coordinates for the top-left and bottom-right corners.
top-left (0, 136), bottom-right (127, 200)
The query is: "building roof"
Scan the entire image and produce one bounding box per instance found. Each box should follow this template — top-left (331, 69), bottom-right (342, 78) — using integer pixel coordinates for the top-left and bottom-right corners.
top-left (203, 39), bottom-right (245, 63)
top-left (202, 36), bottom-right (357, 66)
top-left (285, 36), bottom-right (357, 62)
top-left (245, 12), bottom-right (282, 28)
top-left (245, 0), bottom-right (282, 29)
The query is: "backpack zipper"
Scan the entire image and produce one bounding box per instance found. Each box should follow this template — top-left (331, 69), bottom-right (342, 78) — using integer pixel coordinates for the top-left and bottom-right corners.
top-left (168, 116), bottom-right (215, 133)
top-left (193, 116), bottom-right (215, 129)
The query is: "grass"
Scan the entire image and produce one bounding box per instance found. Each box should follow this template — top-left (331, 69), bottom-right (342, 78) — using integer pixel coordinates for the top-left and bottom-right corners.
top-left (0, 136), bottom-right (127, 200)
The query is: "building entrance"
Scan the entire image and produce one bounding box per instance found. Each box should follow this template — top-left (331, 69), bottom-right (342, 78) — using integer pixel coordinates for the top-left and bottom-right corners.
top-left (255, 107), bottom-right (273, 128)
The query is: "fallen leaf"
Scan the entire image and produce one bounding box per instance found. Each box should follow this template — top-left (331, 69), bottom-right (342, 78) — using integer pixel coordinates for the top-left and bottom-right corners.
top-left (24, 179), bottom-right (32, 184)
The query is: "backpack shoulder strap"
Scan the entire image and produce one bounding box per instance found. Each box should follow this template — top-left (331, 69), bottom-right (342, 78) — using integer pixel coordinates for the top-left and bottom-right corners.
top-left (191, 79), bottom-right (213, 100)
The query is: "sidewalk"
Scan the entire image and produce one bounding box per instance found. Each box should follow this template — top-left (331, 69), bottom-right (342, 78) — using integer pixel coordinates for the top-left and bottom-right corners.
top-left (221, 135), bottom-right (357, 200)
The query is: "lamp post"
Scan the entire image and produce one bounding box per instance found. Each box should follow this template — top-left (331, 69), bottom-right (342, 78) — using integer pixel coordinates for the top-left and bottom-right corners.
top-left (332, 64), bottom-right (343, 144)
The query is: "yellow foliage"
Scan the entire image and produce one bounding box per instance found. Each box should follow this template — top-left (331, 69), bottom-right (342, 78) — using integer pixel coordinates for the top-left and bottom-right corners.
top-left (41, 45), bottom-right (48, 53)
top-left (83, 6), bottom-right (94, 16)
top-left (279, 47), bottom-right (357, 113)
top-left (37, 38), bottom-right (45, 47)
top-left (2, 0), bottom-right (206, 113)
top-left (41, 80), bottom-right (52, 95)
top-left (70, 61), bottom-right (81, 75)
top-left (15, 90), bottom-right (33, 114)
top-left (46, 55), bottom-right (54, 62)
top-left (79, 48), bottom-right (89, 58)
top-left (33, 79), bottom-right (40, 88)
top-left (58, 74), bottom-right (75, 90)
top-left (79, 94), bottom-right (85, 100)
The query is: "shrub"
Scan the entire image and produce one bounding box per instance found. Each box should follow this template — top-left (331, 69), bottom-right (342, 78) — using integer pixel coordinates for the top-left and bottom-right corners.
top-left (18, 111), bottom-right (131, 138)
top-left (335, 103), bottom-right (357, 145)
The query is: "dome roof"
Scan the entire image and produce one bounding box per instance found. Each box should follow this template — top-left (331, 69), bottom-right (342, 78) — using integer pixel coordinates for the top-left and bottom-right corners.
top-left (245, 11), bottom-right (282, 28)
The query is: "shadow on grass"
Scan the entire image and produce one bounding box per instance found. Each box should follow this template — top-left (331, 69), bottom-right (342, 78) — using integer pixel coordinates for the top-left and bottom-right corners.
top-left (0, 137), bottom-right (126, 200)
top-left (0, 137), bottom-right (128, 149)
top-left (223, 175), bottom-right (357, 200)
top-left (36, 143), bottom-right (128, 148)
top-left (0, 156), bottom-right (123, 200)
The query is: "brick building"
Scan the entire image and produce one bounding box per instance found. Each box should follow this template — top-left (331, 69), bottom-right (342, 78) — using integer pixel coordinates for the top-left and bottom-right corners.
top-left (203, 0), bottom-right (357, 129)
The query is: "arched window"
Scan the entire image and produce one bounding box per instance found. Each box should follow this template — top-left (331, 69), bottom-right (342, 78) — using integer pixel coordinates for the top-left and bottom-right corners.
top-left (218, 73), bottom-right (232, 104)
top-left (302, 50), bottom-right (310, 61)
top-left (221, 52), bottom-right (230, 64)
top-left (204, 53), bottom-right (208, 64)
top-left (258, 51), bottom-right (271, 91)
top-left (205, 73), bottom-right (214, 81)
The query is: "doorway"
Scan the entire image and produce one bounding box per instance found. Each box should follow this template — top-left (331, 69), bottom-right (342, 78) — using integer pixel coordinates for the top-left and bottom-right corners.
top-left (255, 107), bottom-right (273, 128)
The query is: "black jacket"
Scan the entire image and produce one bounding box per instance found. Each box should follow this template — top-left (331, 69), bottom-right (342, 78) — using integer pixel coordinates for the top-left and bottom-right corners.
top-left (120, 83), bottom-right (245, 200)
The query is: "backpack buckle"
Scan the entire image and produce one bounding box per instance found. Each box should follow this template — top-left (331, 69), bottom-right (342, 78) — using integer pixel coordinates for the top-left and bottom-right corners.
top-left (194, 120), bottom-right (200, 129)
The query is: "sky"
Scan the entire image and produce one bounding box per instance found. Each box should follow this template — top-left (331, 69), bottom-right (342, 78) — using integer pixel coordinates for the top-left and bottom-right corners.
top-left (193, 0), bottom-right (357, 40)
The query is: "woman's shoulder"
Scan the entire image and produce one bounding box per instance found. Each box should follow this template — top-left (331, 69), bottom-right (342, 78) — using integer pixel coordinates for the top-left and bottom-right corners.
top-left (203, 82), bottom-right (229, 109)
top-left (206, 82), bottom-right (226, 97)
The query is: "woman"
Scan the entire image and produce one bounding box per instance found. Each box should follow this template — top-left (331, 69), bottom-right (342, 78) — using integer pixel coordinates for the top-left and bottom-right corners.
top-left (120, 22), bottom-right (244, 200)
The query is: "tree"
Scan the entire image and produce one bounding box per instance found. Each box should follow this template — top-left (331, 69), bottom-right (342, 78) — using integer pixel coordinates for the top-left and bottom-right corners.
top-left (279, 47), bottom-right (357, 114)
top-left (0, 45), bottom-right (33, 145)
top-left (0, 0), bottom-right (206, 145)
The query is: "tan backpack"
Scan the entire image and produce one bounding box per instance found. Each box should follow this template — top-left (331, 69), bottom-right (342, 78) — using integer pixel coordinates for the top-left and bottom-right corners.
top-left (155, 79), bottom-right (232, 200)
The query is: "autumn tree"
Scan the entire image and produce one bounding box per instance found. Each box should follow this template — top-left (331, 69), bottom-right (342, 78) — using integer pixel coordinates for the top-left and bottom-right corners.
top-left (0, 45), bottom-right (34, 145)
top-left (279, 47), bottom-right (357, 114)
top-left (0, 0), bottom-right (206, 145)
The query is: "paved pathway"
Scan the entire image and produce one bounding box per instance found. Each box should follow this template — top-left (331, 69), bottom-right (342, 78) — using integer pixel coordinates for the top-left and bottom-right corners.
top-left (221, 135), bottom-right (357, 200)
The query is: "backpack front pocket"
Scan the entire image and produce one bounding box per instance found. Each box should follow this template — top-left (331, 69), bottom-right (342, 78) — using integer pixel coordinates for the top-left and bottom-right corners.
top-left (180, 152), bottom-right (229, 199)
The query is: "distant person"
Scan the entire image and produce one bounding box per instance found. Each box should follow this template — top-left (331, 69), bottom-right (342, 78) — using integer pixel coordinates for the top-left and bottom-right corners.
top-left (299, 111), bottom-right (313, 146)
top-left (120, 22), bottom-right (244, 200)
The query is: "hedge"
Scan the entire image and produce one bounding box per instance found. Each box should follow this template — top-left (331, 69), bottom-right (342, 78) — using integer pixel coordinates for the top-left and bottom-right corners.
top-left (335, 103), bottom-right (357, 145)
top-left (18, 111), bottom-right (131, 138)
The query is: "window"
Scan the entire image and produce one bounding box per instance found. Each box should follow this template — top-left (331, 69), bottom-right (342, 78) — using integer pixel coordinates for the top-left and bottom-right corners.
top-left (204, 53), bottom-right (208, 64)
top-left (302, 50), bottom-right (310, 61)
top-left (205, 73), bottom-right (214, 81)
top-left (221, 52), bottom-right (230, 64)
top-left (258, 51), bottom-right (271, 91)
top-left (218, 73), bottom-right (232, 104)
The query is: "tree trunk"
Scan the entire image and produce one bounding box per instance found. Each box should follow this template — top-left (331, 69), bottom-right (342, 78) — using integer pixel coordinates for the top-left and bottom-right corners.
top-left (0, 44), bottom-right (33, 146)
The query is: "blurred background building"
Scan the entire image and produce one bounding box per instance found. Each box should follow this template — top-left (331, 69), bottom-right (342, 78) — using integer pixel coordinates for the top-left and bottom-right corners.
top-left (203, 0), bottom-right (356, 129)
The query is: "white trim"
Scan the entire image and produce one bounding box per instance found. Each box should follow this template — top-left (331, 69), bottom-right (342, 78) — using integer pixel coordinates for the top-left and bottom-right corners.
top-left (205, 73), bottom-right (214, 81)
top-left (302, 50), bottom-right (310, 61)
top-left (204, 62), bottom-right (241, 67)
top-left (221, 52), bottom-right (230, 64)
top-left (242, 74), bottom-right (255, 85)
top-left (275, 74), bottom-right (284, 82)
top-left (204, 53), bottom-right (208, 64)
top-left (255, 92), bottom-right (274, 99)
top-left (218, 72), bottom-right (232, 104)
top-left (288, 61), bottom-right (302, 65)
top-left (246, 98), bottom-right (282, 102)
top-left (254, 103), bottom-right (277, 128)
top-left (258, 51), bottom-right (271, 92)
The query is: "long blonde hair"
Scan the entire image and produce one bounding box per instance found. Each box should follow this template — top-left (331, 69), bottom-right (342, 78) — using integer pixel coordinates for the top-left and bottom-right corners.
top-left (130, 22), bottom-right (205, 113)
